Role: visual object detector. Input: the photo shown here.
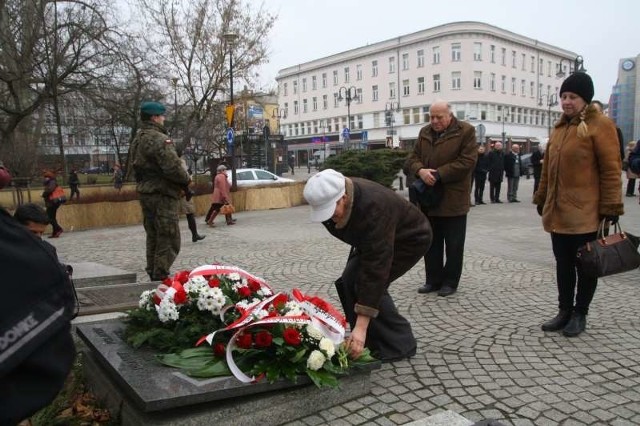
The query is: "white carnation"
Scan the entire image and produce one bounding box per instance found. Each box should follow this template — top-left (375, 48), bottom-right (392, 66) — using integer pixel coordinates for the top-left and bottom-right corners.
top-left (138, 290), bottom-right (155, 310)
top-left (184, 276), bottom-right (208, 294)
top-left (284, 301), bottom-right (303, 316)
top-left (157, 298), bottom-right (179, 323)
top-left (319, 337), bottom-right (335, 358)
top-left (257, 287), bottom-right (273, 297)
top-left (306, 325), bottom-right (324, 341)
top-left (197, 287), bottom-right (226, 313)
top-left (306, 350), bottom-right (326, 371)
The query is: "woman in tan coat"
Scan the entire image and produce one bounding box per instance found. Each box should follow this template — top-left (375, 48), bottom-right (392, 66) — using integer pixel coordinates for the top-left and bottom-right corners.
top-left (206, 164), bottom-right (235, 226)
top-left (533, 72), bottom-right (623, 337)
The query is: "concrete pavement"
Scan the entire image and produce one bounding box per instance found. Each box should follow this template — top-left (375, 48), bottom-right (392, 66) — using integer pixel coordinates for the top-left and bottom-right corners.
top-left (57, 175), bottom-right (640, 425)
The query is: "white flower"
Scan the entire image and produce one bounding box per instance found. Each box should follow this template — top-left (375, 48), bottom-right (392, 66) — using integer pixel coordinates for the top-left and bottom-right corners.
top-left (253, 309), bottom-right (269, 320)
top-left (157, 298), bottom-right (179, 323)
top-left (307, 350), bottom-right (326, 371)
top-left (184, 276), bottom-right (208, 294)
top-left (257, 287), bottom-right (273, 297)
top-left (197, 288), bottom-right (226, 313)
top-left (227, 272), bottom-right (241, 282)
top-left (284, 301), bottom-right (303, 316)
top-left (306, 325), bottom-right (324, 341)
top-left (319, 337), bottom-right (335, 358)
top-left (138, 290), bottom-right (155, 310)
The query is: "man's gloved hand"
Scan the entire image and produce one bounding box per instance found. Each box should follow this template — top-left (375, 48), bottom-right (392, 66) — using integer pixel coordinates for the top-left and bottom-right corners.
top-left (602, 215), bottom-right (619, 225)
top-left (536, 204), bottom-right (543, 216)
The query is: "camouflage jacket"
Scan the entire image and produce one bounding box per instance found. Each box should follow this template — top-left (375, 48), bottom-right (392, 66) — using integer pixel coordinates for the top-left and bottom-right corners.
top-left (129, 121), bottom-right (190, 199)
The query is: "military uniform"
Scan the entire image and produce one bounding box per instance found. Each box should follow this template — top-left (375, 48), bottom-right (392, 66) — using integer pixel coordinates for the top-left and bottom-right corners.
top-left (129, 119), bottom-right (190, 281)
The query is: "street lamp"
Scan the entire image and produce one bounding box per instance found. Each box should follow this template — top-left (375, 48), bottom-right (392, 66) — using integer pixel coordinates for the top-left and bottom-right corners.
top-left (336, 86), bottom-right (359, 149)
top-left (538, 91), bottom-right (558, 137)
top-left (223, 32), bottom-right (238, 191)
top-left (501, 106), bottom-right (510, 146)
top-left (385, 102), bottom-right (399, 148)
top-left (556, 55), bottom-right (586, 78)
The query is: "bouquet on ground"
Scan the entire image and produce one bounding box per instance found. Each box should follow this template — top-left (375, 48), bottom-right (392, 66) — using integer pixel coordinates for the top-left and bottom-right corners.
top-left (124, 264), bottom-right (375, 388)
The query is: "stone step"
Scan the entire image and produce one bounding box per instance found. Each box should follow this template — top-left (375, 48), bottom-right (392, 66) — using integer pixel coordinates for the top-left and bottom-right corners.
top-left (75, 281), bottom-right (156, 316)
top-left (70, 262), bottom-right (137, 288)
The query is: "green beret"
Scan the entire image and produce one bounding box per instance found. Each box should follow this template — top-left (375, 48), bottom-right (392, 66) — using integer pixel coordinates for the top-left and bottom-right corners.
top-left (141, 101), bottom-right (166, 116)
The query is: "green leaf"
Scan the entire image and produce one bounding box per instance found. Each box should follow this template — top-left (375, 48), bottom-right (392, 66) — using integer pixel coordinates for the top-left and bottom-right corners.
top-left (306, 369), bottom-right (339, 388)
top-left (187, 360), bottom-right (231, 378)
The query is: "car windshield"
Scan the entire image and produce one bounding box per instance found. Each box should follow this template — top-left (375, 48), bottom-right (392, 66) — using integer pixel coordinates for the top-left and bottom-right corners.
top-left (255, 170), bottom-right (276, 180)
top-left (236, 171), bottom-right (255, 181)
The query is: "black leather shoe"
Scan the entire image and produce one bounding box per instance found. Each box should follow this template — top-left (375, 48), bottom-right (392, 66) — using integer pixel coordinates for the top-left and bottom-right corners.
top-left (562, 312), bottom-right (586, 337)
top-left (192, 234), bottom-right (206, 242)
top-left (418, 283), bottom-right (440, 294)
top-left (541, 310), bottom-right (571, 331)
top-left (513, 199), bottom-right (521, 203)
top-left (438, 286), bottom-right (457, 297)
top-left (495, 200), bottom-right (503, 203)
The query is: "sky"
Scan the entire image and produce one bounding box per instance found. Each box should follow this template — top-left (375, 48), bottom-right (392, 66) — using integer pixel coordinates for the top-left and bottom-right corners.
top-left (257, 0), bottom-right (640, 102)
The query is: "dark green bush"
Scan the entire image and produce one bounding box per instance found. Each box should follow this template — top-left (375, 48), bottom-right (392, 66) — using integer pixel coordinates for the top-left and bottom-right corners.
top-left (322, 149), bottom-right (410, 188)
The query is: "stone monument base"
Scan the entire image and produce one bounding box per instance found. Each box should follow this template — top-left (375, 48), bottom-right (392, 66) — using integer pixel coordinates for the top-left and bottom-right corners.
top-left (77, 320), bottom-right (378, 426)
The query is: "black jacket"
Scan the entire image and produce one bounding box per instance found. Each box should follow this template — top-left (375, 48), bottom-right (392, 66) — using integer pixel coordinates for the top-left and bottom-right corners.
top-left (475, 153), bottom-right (490, 175)
top-left (504, 152), bottom-right (523, 178)
top-left (487, 150), bottom-right (505, 182)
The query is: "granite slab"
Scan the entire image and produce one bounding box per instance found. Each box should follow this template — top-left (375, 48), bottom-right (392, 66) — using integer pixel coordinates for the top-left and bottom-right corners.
top-left (70, 262), bottom-right (137, 288)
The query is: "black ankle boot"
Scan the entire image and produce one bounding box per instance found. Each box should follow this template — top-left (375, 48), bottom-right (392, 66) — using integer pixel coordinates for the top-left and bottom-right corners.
top-left (541, 310), bottom-right (572, 331)
top-left (562, 312), bottom-right (586, 337)
top-left (192, 234), bottom-right (206, 242)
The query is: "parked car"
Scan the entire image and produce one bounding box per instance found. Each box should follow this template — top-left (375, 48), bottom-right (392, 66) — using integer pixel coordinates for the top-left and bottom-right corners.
top-left (80, 166), bottom-right (101, 174)
top-left (227, 168), bottom-right (295, 187)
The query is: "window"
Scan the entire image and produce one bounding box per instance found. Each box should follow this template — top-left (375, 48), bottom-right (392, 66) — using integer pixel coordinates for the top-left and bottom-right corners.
top-left (294, 100), bottom-right (299, 114)
top-left (293, 80), bottom-right (298, 94)
top-left (417, 77), bottom-right (425, 94)
top-left (283, 82), bottom-right (288, 96)
top-left (512, 50), bottom-right (517, 68)
top-left (547, 60), bottom-right (552, 77)
top-left (373, 112), bottom-right (380, 128)
top-left (356, 88), bottom-right (363, 104)
top-left (344, 67), bottom-right (350, 83)
top-left (413, 107), bottom-right (420, 123)
top-left (452, 72), bottom-right (461, 90)
top-left (432, 46), bottom-right (440, 64)
top-left (451, 43), bottom-right (461, 61)
top-left (372, 85), bottom-right (379, 101)
top-left (511, 77), bottom-right (516, 94)
top-left (312, 97), bottom-right (317, 111)
top-left (531, 55), bottom-right (535, 73)
top-left (356, 64), bottom-right (362, 81)
top-left (417, 49), bottom-right (424, 68)
top-left (333, 70), bottom-right (338, 86)
top-left (302, 78), bottom-right (307, 92)
top-left (522, 53), bottom-right (526, 71)
top-left (473, 42), bottom-right (482, 61)
top-left (490, 45), bottom-right (495, 63)
top-left (423, 106), bottom-right (430, 122)
top-left (501, 47), bottom-right (506, 66)
top-left (312, 76), bottom-right (317, 90)
top-left (303, 99), bottom-right (308, 113)
top-left (333, 93), bottom-right (339, 108)
top-left (322, 95), bottom-right (328, 109)
top-left (403, 109), bottom-right (410, 125)
top-left (372, 60), bottom-right (378, 77)
top-left (539, 58), bottom-right (543, 75)
top-left (474, 71), bottom-right (482, 89)
top-left (530, 81), bottom-right (535, 98)
top-left (521, 79), bottom-right (526, 96)
top-left (490, 73), bottom-right (496, 91)
top-left (501, 75), bottom-right (506, 93)
top-left (322, 73), bottom-right (327, 88)
top-left (402, 79), bottom-right (410, 96)
top-left (433, 74), bottom-right (441, 92)
top-left (284, 102), bottom-right (288, 116)
top-left (402, 53), bottom-right (409, 70)
top-left (389, 56), bottom-right (395, 73)
top-left (389, 82), bottom-right (396, 98)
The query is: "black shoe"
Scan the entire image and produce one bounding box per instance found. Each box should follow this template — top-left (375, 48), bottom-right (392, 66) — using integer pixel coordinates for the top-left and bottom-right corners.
top-left (495, 200), bottom-right (503, 203)
top-left (541, 310), bottom-right (572, 331)
top-left (478, 201), bottom-right (486, 205)
top-left (513, 199), bottom-right (521, 203)
top-left (562, 312), bottom-right (586, 337)
top-left (192, 234), bottom-right (206, 242)
top-left (438, 286), bottom-right (457, 297)
top-left (626, 194), bottom-right (636, 197)
top-left (418, 283), bottom-right (440, 294)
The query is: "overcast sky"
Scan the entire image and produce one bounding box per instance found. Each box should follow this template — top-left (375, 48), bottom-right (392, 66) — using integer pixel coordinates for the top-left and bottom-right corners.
top-left (257, 0), bottom-right (639, 102)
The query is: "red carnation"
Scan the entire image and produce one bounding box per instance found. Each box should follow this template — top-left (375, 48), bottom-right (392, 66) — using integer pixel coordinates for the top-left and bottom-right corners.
top-left (272, 294), bottom-right (289, 310)
top-left (213, 342), bottom-right (226, 357)
top-left (236, 333), bottom-right (253, 349)
top-left (237, 286), bottom-right (251, 298)
top-left (208, 277), bottom-right (221, 288)
top-left (254, 331), bottom-right (273, 348)
top-left (174, 270), bottom-right (190, 284)
top-left (248, 279), bottom-right (262, 292)
top-left (173, 283), bottom-right (187, 304)
top-left (283, 328), bottom-right (301, 346)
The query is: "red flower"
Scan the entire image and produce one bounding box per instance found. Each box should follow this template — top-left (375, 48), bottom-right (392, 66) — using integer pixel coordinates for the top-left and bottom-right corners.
top-left (254, 331), bottom-right (273, 348)
top-left (213, 342), bottom-right (226, 357)
top-left (283, 328), bottom-right (301, 346)
top-left (172, 282), bottom-right (188, 304)
top-left (208, 277), bottom-right (220, 288)
top-left (174, 270), bottom-right (190, 284)
top-left (236, 333), bottom-right (253, 349)
top-left (237, 286), bottom-right (251, 298)
top-left (248, 279), bottom-right (262, 292)
top-left (272, 294), bottom-right (289, 310)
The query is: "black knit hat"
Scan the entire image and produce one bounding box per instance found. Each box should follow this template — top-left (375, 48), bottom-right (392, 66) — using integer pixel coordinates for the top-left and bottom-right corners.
top-left (559, 72), bottom-right (594, 103)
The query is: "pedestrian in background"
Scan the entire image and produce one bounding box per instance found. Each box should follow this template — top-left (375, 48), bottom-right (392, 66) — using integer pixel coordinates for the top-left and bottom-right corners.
top-left (487, 142), bottom-right (505, 203)
top-left (41, 170), bottom-right (65, 238)
top-left (176, 147), bottom-right (205, 243)
top-left (534, 72), bottom-right (623, 337)
top-left (206, 164), bottom-right (235, 226)
top-left (406, 100), bottom-right (477, 297)
top-left (531, 145), bottom-right (543, 194)
top-left (288, 154), bottom-right (295, 175)
top-left (303, 169), bottom-right (432, 362)
top-left (68, 169), bottom-right (80, 201)
top-left (623, 141), bottom-right (639, 197)
top-left (112, 163), bottom-right (124, 191)
top-left (128, 101), bottom-right (190, 282)
top-left (474, 145), bottom-right (489, 205)
top-left (504, 143), bottom-right (522, 203)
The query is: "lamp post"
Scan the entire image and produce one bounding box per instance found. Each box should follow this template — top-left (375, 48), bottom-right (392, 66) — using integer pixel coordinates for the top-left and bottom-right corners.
top-left (538, 92), bottom-right (558, 137)
top-left (336, 86), bottom-right (358, 149)
top-left (223, 32), bottom-right (238, 191)
top-left (501, 106), bottom-right (509, 146)
top-left (556, 55), bottom-right (586, 78)
top-left (385, 102), bottom-right (399, 148)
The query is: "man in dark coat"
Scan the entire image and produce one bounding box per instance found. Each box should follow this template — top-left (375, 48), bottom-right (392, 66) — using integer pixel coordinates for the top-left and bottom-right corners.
top-left (531, 145), bottom-right (543, 194)
top-left (474, 145), bottom-right (490, 204)
top-left (406, 100), bottom-right (477, 297)
top-left (487, 142), bottom-right (505, 203)
top-left (504, 143), bottom-right (523, 203)
top-left (303, 169), bottom-right (432, 362)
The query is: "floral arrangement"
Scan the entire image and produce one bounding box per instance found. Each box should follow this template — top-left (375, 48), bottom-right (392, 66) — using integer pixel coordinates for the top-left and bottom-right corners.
top-left (123, 264), bottom-right (375, 388)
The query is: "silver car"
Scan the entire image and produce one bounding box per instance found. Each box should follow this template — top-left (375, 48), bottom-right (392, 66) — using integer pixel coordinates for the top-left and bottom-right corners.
top-left (227, 168), bottom-right (295, 187)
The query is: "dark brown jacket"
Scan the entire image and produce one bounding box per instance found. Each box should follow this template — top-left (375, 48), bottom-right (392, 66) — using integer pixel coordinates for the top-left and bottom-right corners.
top-left (533, 105), bottom-right (624, 234)
top-left (406, 117), bottom-right (477, 216)
top-left (323, 178), bottom-right (432, 317)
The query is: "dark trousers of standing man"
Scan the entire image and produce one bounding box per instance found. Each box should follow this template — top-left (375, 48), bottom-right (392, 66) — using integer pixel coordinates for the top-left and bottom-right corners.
top-left (424, 215), bottom-right (467, 290)
top-left (474, 172), bottom-right (487, 203)
top-left (551, 232), bottom-right (598, 315)
top-left (489, 181), bottom-right (502, 202)
top-left (336, 242), bottom-right (428, 361)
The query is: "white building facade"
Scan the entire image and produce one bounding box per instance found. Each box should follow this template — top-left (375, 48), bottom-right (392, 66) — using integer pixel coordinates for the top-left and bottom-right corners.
top-left (276, 21), bottom-right (579, 153)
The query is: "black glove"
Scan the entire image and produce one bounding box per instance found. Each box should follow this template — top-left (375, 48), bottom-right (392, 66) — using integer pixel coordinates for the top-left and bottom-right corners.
top-left (184, 187), bottom-right (194, 201)
top-left (536, 204), bottom-right (543, 216)
top-left (602, 215), bottom-right (619, 225)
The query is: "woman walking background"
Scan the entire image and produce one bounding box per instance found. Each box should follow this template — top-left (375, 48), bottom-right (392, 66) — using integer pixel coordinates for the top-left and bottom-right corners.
top-left (533, 72), bottom-right (623, 337)
top-left (41, 171), bottom-right (65, 238)
top-left (205, 164), bottom-right (235, 226)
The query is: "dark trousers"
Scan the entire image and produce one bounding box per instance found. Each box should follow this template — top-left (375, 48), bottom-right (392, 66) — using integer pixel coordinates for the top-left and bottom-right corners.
top-left (69, 185), bottom-right (80, 201)
top-left (474, 172), bottom-right (487, 202)
top-left (336, 243), bottom-right (426, 361)
top-left (424, 215), bottom-right (467, 290)
top-left (46, 204), bottom-right (63, 234)
top-left (626, 178), bottom-right (637, 196)
top-left (533, 170), bottom-right (542, 194)
top-left (489, 181), bottom-right (502, 202)
top-left (551, 232), bottom-right (598, 315)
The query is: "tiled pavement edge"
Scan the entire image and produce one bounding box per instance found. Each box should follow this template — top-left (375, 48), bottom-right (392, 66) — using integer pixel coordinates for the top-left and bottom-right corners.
top-left (56, 175), bottom-right (640, 426)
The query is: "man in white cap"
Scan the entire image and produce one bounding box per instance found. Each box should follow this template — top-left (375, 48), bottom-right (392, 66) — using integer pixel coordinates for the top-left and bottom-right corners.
top-left (303, 169), bottom-right (432, 362)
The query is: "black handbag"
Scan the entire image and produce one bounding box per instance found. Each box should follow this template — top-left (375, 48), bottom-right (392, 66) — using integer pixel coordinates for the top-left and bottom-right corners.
top-left (576, 220), bottom-right (640, 278)
top-left (409, 179), bottom-right (443, 209)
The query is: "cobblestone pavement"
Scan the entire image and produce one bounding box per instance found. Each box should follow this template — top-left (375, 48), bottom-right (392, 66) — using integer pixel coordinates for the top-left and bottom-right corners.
top-left (54, 176), bottom-right (640, 426)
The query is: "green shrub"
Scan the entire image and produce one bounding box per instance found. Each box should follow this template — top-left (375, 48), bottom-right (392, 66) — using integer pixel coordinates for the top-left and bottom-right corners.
top-left (322, 149), bottom-right (410, 188)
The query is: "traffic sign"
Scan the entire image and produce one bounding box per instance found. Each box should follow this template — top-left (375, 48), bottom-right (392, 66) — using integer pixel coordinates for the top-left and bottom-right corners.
top-left (226, 128), bottom-right (234, 145)
top-left (342, 127), bottom-right (350, 140)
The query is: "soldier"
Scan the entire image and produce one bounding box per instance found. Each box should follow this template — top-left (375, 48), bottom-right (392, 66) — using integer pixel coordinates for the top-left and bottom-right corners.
top-left (129, 101), bottom-right (190, 281)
